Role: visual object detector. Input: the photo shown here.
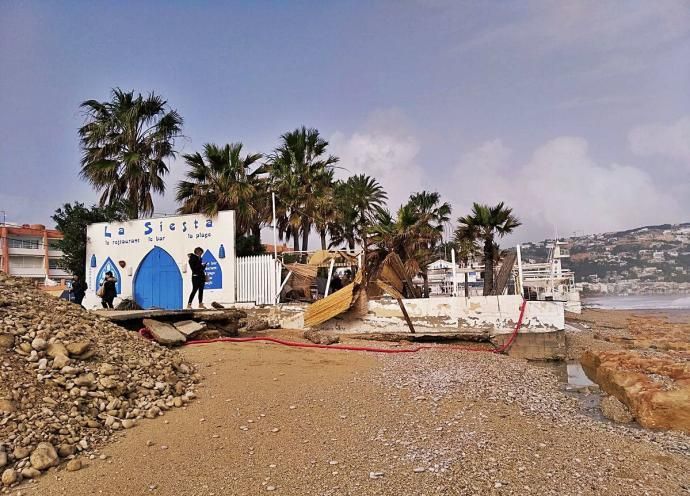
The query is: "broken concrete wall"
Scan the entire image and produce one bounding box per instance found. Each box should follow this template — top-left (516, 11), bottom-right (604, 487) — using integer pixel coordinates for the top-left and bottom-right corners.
top-left (315, 295), bottom-right (564, 333)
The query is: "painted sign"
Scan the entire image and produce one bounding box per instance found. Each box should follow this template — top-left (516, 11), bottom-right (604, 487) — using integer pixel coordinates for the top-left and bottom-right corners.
top-left (83, 211), bottom-right (236, 310)
top-left (202, 249), bottom-right (223, 290)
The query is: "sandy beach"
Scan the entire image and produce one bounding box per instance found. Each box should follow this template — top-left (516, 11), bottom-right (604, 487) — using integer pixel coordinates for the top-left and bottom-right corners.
top-left (31, 310), bottom-right (690, 496)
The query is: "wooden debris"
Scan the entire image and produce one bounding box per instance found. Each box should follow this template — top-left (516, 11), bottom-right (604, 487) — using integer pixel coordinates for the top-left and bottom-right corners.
top-left (303, 271), bottom-right (363, 328)
top-left (490, 251), bottom-right (517, 296)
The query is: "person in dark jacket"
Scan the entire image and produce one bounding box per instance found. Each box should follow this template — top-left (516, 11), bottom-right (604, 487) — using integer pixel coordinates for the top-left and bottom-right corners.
top-left (71, 275), bottom-right (88, 306)
top-left (100, 271), bottom-right (117, 309)
top-left (187, 247), bottom-right (207, 309)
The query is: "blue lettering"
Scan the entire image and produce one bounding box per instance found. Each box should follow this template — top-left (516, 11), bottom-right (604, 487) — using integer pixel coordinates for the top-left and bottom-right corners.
top-left (194, 220), bottom-right (199, 229)
top-left (205, 219), bottom-right (213, 228)
top-left (118, 227), bottom-right (125, 236)
top-left (144, 222), bottom-right (152, 235)
top-left (169, 223), bottom-right (175, 231)
top-left (159, 221), bottom-right (163, 232)
top-left (104, 226), bottom-right (111, 238)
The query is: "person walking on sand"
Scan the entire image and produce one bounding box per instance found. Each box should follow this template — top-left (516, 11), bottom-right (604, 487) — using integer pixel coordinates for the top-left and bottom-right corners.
top-left (187, 247), bottom-right (207, 309)
top-left (99, 271), bottom-right (117, 309)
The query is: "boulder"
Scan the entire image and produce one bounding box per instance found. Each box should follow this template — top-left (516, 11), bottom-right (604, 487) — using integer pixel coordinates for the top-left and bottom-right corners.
top-left (143, 319), bottom-right (186, 346)
top-left (173, 320), bottom-right (207, 340)
top-left (30, 442), bottom-right (59, 471)
top-left (582, 350), bottom-right (690, 433)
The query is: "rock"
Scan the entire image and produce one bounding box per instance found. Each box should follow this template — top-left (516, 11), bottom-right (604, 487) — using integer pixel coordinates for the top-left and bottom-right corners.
top-left (52, 353), bottom-right (70, 369)
top-left (0, 333), bottom-right (13, 351)
top-left (1, 468), bottom-right (17, 486)
top-left (66, 458), bottom-right (82, 472)
top-left (30, 442), bottom-right (59, 471)
top-left (246, 319), bottom-right (270, 333)
top-left (74, 373), bottom-right (96, 388)
top-left (0, 399), bottom-right (16, 413)
top-left (173, 320), bottom-right (207, 340)
top-left (0, 451), bottom-right (6, 468)
top-left (582, 350), bottom-right (690, 433)
top-left (21, 467), bottom-right (41, 479)
top-left (58, 445), bottom-right (76, 458)
top-left (600, 395), bottom-right (634, 423)
top-left (46, 342), bottom-right (68, 358)
top-left (196, 330), bottom-right (222, 340)
top-left (13, 446), bottom-right (30, 460)
top-left (66, 341), bottom-right (91, 356)
top-left (143, 319), bottom-right (186, 346)
top-left (122, 419), bottom-right (136, 429)
top-left (31, 337), bottom-right (47, 351)
top-left (303, 329), bottom-right (340, 345)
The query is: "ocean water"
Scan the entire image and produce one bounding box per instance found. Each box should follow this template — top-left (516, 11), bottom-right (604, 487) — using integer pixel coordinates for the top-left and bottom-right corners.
top-left (584, 294), bottom-right (690, 310)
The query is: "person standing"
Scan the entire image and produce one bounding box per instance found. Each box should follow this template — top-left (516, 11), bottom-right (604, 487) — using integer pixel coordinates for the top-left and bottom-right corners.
top-left (100, 271), bottom-right (117, 309)
top-left (187, 247), bottom-right (207, 309)
top-left (71, 275), bottom-right (88, 306)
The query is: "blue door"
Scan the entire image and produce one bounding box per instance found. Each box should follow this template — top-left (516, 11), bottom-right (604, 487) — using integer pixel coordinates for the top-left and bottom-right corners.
top-left (134, 247), bottom-right (183, 310)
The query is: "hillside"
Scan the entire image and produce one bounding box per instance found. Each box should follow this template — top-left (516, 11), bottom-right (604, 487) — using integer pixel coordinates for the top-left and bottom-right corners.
top-left (520, 222), bottom-right (690, 295)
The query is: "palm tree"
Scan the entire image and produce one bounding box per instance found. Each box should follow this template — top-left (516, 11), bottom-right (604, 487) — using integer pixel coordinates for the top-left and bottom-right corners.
top-left (175, 143), bottom-right (264, 236)
top-left (368, 196), bottom-right (446, 297)
top-left (407, 191), bottom-right (452, 296)
top-left (456, 202), bottom-right (521, 295)
top-left (454, 224), bottom-right (480, 297)
top-left (79, 88), bottom-right (183, 218)
top-left (268, 127), bottom-right (338, 252)
top-left (330, 175), bottom-right (388, 251)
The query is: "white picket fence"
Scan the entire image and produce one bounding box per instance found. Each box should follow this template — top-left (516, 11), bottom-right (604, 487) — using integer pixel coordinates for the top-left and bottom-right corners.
top-left (235, 254), bottom-right (281, 305)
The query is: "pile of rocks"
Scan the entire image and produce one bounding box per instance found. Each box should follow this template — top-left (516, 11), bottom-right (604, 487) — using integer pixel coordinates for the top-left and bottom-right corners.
top-left (0, 274), bottom-right (198, 488)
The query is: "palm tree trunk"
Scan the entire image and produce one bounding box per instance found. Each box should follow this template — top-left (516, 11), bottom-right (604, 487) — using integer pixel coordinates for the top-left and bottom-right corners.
top-left (292, 227), bottom-right (300, 252)
top-left (464, 272), bottom-right (469, 298)
top-left (320, 231), bottom-right (327, 250)
top-left (251, 224), bottom-right (261, 242)
top-left (301, 226), bottom-right (310, 252)
top-left (483, 238), bottom-right (494, 296)
top-left (422, 272), bottom-right (429, 298)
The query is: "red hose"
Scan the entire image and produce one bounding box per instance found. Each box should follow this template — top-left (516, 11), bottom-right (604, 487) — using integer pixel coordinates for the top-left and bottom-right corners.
top-left (152, 299), bottom-right (528, 355)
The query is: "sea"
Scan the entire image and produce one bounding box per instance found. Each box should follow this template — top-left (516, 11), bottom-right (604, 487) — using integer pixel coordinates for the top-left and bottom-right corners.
top-left (583, 294), bottom-right (690, 310)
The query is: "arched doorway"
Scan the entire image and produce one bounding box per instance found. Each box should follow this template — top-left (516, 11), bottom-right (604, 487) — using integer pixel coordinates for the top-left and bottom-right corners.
top-left (133, 247), bottom-right (183, 310)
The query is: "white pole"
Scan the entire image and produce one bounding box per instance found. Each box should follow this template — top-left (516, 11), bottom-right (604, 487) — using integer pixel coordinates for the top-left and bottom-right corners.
top-left (451, 248), bottom-right (457, 297)
top-left (324, 258), bottom-right (336, 297)
top-left (272, 191), bottom-right (279, 305)
top-left (516, 243), bottom-right (524, 297)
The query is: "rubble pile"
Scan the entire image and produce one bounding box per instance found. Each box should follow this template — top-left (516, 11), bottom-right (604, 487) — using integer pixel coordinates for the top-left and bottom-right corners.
top-left (0, 274), bottom-right (198, 488)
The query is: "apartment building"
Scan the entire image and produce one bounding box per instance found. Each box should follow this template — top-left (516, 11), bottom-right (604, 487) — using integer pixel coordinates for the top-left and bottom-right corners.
top-left (0, 223), bottom-right (72, 287)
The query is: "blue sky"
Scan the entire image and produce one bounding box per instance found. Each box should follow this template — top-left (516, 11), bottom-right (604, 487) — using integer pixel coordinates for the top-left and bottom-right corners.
top-left (1, 0), bottom-right (689, 242)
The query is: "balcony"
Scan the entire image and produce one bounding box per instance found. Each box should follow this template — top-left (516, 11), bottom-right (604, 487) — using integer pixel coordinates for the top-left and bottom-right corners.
top-left (9, 267), bottom-right (46, 277)
top-left (8, 246), bottom-right (44, 256)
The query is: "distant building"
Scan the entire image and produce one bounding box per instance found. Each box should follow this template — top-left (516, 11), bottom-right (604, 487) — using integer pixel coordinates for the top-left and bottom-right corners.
top-left (0, 223), bottom-right (71, 287)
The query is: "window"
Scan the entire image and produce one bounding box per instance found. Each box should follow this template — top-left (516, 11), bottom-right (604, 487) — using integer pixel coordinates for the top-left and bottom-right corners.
top-left (48, 240), bottom-right (61, 250)
top-left (8, 238), bottom-right (40, 249)
top-left (10, 256), bottom-right (42, 268)
top-left (48, 258), bottom-right (62, 270)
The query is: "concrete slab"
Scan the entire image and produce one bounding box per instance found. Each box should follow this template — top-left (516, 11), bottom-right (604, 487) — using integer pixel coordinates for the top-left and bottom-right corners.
top-left (94, 309), bottom-right (244, 322)
top-left (142, 319), bottom-right (186, 346)
top-left (173, 320), bottom-right (207, 339)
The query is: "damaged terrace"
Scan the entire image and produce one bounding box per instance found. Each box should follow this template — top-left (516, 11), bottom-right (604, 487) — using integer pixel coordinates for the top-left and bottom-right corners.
top-left (103, 246), bottom-right (568, 361)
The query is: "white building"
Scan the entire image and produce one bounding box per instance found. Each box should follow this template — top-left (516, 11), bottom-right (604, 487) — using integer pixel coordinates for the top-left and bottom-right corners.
top-left (83, 211), bottom-right (236, 309)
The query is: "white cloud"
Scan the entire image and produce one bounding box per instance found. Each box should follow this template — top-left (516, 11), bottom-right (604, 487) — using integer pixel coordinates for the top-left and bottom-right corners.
top-left (628, 116), bottom-right (690, 163)
top-left (330, 110), bottom-right (424, 210)
top-left (448, 136), bottom-right (682, 242)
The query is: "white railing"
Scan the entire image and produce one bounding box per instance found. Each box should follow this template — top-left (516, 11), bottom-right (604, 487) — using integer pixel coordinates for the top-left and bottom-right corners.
top-left (235, 254), bottom-right (281, 305)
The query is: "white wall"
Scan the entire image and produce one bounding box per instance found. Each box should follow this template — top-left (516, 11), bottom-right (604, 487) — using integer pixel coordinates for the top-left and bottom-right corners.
top-left (319, 294), bottom-right (564, 333)
top-left (83, 211), bottom-right (236, 309)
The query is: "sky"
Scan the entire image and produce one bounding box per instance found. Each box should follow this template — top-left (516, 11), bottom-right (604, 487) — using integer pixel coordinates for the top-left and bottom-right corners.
top-left (1, 0), bottom-right (689, 245)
